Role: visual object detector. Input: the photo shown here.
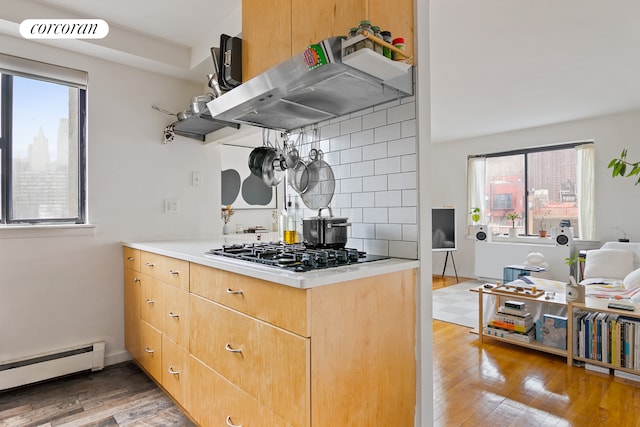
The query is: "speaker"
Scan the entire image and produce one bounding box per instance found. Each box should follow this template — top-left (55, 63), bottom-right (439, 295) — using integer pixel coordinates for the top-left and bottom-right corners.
top-left (554, 227), bottom-right (573, 246)
top-left (474, 225), bottom-right (489, 242)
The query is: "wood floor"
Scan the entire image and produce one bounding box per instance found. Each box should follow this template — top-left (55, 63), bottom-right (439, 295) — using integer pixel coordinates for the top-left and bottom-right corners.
top-left (2, 276), bottom-right (639, 427)
top-left (0, 362), bottom-right (194, 427)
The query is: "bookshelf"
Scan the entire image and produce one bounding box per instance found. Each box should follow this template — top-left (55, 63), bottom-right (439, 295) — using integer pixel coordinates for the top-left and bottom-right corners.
top-left (568, 299), bottom-right (640, 375)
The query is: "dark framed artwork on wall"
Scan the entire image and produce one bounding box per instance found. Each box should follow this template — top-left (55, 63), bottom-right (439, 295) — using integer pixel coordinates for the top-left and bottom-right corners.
top-left (220, 144), bottom-right (277, 209)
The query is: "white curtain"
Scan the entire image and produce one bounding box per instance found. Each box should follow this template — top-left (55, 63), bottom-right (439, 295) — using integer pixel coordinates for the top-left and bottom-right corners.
top-left (467, 157), bottom-right (486, 228)
top-left (577, 144), bottom-right (595, 240)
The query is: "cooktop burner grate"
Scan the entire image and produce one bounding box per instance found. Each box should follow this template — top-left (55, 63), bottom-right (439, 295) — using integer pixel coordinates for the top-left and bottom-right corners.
top-left (204, 242), bottom-right (389, 272)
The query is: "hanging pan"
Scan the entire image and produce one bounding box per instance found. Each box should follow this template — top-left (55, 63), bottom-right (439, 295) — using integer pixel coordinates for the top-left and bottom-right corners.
top-left (300, 148), bottom-right (335, 209)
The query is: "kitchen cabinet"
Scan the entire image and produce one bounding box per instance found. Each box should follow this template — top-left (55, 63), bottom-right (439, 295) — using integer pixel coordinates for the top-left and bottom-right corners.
top-left (242, 0), bottom-right (414, 79)
top-left (123, 246), bottom-right (416, 426)
top-left (123, 248), bottom-right (142, 361)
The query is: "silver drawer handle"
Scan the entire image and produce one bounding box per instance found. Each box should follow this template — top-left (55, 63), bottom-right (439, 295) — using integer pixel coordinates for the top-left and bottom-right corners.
top-left (144, 262), bottom-right (155, 267)
top-left (144, 346), bottom-right (154, 354)
top-left (225, 343), bottom-right (242, 354)
top-left (226, 416), bottom-right (242, 427)
top-left (168, 366), bottom-right (180, 376)
top-left (226, 288), bottom-right (243, 295)
top-left (133, 278), bottom-right (141, 283)
top-left (127, 257), bottom-right (135, 261)
top-left (145, 299), bottom-right (155, 304)
top-left (169, 270), bottom-right (180, 275)
top-left (168, 311), bottom-right (180, 318)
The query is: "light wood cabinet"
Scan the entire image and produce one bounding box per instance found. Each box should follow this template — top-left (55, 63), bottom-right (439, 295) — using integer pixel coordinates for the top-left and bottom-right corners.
top-left (242, 0), bottom-right (414, 79)
top-left (123, 246), bottom-right (416, 426)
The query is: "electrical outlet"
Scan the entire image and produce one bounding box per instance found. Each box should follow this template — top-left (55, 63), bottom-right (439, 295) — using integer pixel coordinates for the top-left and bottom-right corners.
top-left (192, 171), bottom-right (201, 187)
top-left (164, 199), bottom-right (180, 214)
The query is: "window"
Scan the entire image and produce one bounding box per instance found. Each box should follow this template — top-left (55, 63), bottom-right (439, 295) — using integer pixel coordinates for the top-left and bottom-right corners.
top-left (468, 143), bottom-right (595, 239)
top-left (0, 54), bottom-right (86, 224)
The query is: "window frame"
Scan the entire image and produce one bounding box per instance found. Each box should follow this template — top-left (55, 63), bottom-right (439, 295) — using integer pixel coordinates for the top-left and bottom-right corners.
top-left (0, 57), bottom-right (87, 225)
top-left (469, 141), bottom-right (593, 237)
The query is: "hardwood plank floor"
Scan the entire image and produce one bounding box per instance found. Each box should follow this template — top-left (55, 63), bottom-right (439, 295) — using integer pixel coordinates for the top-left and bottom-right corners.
top-left (0, 362), bottom-right (194, 427)
top-left (433, 275), bottom-right (640, 427)
top-left (2, 277), bottom-right (639, 427)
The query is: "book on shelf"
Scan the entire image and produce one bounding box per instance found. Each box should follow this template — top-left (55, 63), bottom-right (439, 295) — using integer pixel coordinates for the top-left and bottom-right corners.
top-left (498, 306), bottom-right (532, 318)
top-left (484, 325), bottom-right (536, 343)
top-left (542, 314), bottom-right (568, 350)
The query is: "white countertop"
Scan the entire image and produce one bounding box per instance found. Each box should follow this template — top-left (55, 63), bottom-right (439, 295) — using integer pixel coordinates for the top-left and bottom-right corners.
top-left (123, 238), bottom-right (419, 289)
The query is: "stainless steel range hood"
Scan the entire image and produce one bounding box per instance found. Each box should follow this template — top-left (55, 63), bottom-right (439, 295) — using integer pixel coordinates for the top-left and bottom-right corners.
top-left (206, 37), bottom-right (413, 132)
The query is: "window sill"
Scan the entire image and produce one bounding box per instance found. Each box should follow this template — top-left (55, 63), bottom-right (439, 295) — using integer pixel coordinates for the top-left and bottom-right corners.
top-left (0, 223), bottom-right (96, 239)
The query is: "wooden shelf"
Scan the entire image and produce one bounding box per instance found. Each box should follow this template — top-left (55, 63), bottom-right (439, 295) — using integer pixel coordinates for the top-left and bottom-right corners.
top-left (481, 331), bottom-right (568, 357)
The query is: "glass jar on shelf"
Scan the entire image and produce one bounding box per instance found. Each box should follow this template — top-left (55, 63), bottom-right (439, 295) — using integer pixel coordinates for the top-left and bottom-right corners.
top-left (355, 20), bottom-right (374, 52)
top-left (372, 26), bottom-right (384, 55)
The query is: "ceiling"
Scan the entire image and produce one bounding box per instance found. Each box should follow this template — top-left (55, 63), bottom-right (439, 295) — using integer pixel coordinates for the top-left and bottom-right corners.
top-left (2, 0), bottom-right (640, 143)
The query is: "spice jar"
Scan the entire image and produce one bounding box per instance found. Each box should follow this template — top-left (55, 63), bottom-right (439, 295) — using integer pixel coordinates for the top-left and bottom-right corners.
top-left (345, 27), bottom-right (358, 56)
top-left (392, 37), bottom-right (406, 61)
top-left (355, 20), bottom-right (374, 51)
top-left (372, 26), bottom-right (384, 55)
top-left (381, 30), bottom-right (392, 59)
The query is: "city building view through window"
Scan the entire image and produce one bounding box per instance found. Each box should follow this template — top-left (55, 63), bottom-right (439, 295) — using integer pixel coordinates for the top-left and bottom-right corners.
top-left (1, 73), bottom-right (84, 223)
top-left (484, 147), bottom-right (579, 237)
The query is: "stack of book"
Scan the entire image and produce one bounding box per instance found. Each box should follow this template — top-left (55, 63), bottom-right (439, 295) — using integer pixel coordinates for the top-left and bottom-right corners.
top-left (485, 300), bottom-right (536, 343)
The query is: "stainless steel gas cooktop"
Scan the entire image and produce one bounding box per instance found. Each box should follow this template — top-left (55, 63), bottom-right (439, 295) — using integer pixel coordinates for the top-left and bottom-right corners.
top-left (204, 242), bottom-right (390, 273)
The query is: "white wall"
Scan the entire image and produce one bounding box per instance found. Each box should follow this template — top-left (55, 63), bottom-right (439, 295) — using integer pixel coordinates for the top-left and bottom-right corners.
top-left (0, 33), bottom-right (228, 365)
top-left (431, 109), bottom-right (640, 278)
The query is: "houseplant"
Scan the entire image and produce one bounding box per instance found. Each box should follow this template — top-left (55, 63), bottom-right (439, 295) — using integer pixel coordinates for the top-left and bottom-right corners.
top-left (469, 207), bottom-right (481, 225)
top-left (506, 211), bottom-right (520, 237)
top-left (608, 149), bottom-right (640, 185)
top-left (538, 216), bottom-right (548, 237)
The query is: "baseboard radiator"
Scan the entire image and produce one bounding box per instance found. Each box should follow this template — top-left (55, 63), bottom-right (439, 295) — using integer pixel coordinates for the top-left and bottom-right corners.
top-left (0, 341), bottom-right (105, 391)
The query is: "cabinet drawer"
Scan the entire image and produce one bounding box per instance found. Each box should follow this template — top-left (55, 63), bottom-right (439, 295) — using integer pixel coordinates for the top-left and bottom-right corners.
top-left (163, 284), bottom-right (189, 348)
top-left (140, 252), bottom-right (189, 289)
top-left (187, 355), bottom-right (292, 427)
top-left (190, 263), bottom-right (308, 336)
top-left (162, 338), bottom-right (188, 403)
top-left (140, 276), bottom-right (163, 331)
top-left (123, 247), bottom-right (140, 272)
top-left (140, 321), bottom-right (162, 382)
top-left (189, 294), bottom-right (309, 426)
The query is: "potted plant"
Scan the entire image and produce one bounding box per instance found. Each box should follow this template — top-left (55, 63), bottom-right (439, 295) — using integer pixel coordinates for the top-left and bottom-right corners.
top-left (470, 207), bottom-right (481, 225)
top-left (615, 226), bottom-right (629, 242)
top-left (608, 149), bottom-right (640, 185)
top-left (538, 216), bottom-right (548, 237)
top-left (506, 211), bottom-right (520, 237)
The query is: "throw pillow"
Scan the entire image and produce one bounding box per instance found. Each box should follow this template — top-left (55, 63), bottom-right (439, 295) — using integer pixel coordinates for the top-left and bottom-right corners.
top-left (623, 268), bottom-right (640, 290)
top-left (583, 249), bottom-right (634, 280)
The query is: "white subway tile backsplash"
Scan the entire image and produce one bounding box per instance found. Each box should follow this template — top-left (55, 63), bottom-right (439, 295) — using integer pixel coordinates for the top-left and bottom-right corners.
top-left (362, 142), bottom-right (388, 161)
top-left (362, 110), bottom-right (387, 130)
top-left (388, 172), bottom-right (417, 190)
top-left (340, 117), bottom-right (362, 135)
top-left (375, 190), bottom-right (402, 207)
top-left (401, 119), bottom-right (416, 138)
top-left (363, 207), bottom-right (388, 223)
top-left (376, 223), bottom-right (402, 240)
top-left (387, 102), bottom-right (416, 123)
top-left (402, 189), bottom-right (417, 206)
top-left (341, 177), bottom-right (363, 193)
top-left (374, 156), bottom-right (401, 175)
top-left (316, 99), bottom-right (417, 259)
top-left (374, 123), bottom-right (401, 143)
top-left (351, 161), bottom-right (375, 177)
top-left (388, 207), bottom-right (417, 224)
top-left (362, 175), bottom-right (387, 192)
top-left (401, 154), bottom-right (417, 172)
top-left (352, 192), bottom-right (375, 208)
top-left (352, 223), bottom-right (375, 239)
top-left (340, 147), bottom-right (362, 164)
top-left (388, 136), bottom-right (416, 157)
top-left (389, 240), bottom-right (418, 259)
top-left (350, 129), bottom-right (374, 147)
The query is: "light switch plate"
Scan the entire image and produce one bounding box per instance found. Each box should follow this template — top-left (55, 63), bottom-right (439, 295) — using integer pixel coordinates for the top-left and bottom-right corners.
top-left (164, 199), bottom-right (180, 214)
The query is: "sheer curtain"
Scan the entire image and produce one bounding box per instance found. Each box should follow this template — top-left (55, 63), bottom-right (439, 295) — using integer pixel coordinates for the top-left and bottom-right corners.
top-left (467, 157), bottom-right (486, 228)
top-left (577, 144), bottom-right (595, 240)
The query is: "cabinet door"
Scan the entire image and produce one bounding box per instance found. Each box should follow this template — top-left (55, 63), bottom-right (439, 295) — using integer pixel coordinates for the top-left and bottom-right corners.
top-left (124, 268), bottom-right (142, 361)
top-left (291, 0), bottom-right (367, 53)
top-left (369, 0), bottom-right (414, 62)
top-left (161, 256), bottom-right (189, 290)
top-left (162, 338), bottom-right (188, 403)
top-left (139, 321), bottom-right (162, 382)
top-left (163, 284), bottom-right (189, 349)
top-left (140, 276), bottom-right (163, 331)
top-left (189, 294), bottom-right (309, 426)
top-left (186, 356), bottom-right (292, 427)
top-left (242, 0), bottom-right (292, 80)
